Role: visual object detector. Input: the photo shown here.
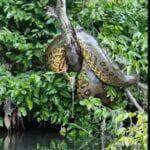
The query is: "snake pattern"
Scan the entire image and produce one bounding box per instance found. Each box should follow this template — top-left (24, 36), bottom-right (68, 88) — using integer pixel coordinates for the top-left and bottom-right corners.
top-left (46, 35), bottom-right (68, 73)
top-left (76, 30), bottom-right (137, 87)
top-left (76, 61), bottom-right (110, 104)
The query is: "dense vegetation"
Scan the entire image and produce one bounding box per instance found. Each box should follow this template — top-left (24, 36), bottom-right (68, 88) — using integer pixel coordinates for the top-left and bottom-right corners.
top-left (0, 0), bottom-right (148, 149)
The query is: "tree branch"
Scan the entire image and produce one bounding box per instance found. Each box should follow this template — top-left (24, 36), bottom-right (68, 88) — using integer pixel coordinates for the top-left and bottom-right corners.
top-left (124, 88), bottom-right (144, 111)
top-left (47, 0), bottom-right (83, 72)
top-left (137, 82), bottom-right (148, 91)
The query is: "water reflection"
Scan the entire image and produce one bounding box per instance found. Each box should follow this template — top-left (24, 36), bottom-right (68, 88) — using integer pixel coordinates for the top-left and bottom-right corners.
top-left (0, 130), bottom-right (104, 150)
top-left (0, 130), bottom-right (142, 150)
top-left (0, 130), bottom-right (62, 150)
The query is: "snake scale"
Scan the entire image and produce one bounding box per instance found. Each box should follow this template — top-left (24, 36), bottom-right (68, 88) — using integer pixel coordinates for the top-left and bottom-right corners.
top-left (45, 29), bottom-right (137, 103)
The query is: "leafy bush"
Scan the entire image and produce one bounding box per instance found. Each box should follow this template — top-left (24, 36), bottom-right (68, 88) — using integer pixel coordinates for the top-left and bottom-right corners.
top-left (0, 65), bottom-right (72, 125)
top-left (0, 0), bottom-right (57, 71)
top-left (71, 97), bottom-right (148, 149)
top-left (107, 112), bottom-right (147, 149)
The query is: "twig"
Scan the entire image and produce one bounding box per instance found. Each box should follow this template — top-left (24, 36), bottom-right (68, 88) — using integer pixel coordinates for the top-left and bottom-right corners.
top-left (124, 88), bottom-right (144, 111)
top-left (69, 123), bottom-right (91, 135)
top-left (46, 6), bottom-right (58, 18)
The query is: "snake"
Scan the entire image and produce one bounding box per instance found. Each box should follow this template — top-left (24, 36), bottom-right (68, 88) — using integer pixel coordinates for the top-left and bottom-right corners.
top-left (45, 29), bottom-right (137, 103)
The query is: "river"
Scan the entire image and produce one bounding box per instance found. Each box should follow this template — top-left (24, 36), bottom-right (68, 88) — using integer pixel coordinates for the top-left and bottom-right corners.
top-left (0, 129), bottom-right (107, 150)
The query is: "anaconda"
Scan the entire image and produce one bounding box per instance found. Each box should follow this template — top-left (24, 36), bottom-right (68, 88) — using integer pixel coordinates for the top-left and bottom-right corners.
top-left (45, 30), bottom-right (137, 100)
top-left (77, 61), bottom-right (110, 104)
top-left (46, 34), bottom-right (108, 102)
top-left (46, 35), bottom-right (68, 72)
top-left (76, 30), bottom-right (137, 87)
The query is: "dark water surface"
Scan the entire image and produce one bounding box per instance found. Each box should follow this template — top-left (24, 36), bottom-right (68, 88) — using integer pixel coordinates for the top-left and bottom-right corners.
top-left (0, 129), bottom-right (106, 150)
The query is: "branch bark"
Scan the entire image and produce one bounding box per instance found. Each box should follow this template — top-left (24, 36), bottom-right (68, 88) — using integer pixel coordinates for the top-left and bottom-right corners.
top-left (124, 88), bottom-right (144, 111)
top-left (47, 0), bottom-right (83, 72)
top-left (137, 82), bottom-right (148, 91)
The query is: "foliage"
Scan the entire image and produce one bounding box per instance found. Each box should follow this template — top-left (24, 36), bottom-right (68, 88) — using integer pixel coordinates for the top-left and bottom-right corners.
top-left (106, 112), bottom-right (148, 150)
top-left (0, 0), bottom-right (57, 71)
top-left (0, 0), bottom-right (148, 149)
top-left (75, 97), bottom-right (147, 149)
top-left (0, 117), bottom-right (3, 127)
top-left (0, 65), bottom-right (72, 125)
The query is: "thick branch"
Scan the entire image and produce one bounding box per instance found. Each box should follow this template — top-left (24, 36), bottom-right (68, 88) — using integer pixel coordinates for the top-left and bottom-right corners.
top-left (137, 82), bottom-right (148, 91)
top-left (124, 88), bottom-right (144, 111)
top-left (47, 0), bottom-right (83, 72)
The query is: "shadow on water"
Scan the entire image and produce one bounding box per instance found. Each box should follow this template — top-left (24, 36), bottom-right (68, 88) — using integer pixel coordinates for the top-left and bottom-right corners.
top-left (0, 129), bottom-right (107, 150)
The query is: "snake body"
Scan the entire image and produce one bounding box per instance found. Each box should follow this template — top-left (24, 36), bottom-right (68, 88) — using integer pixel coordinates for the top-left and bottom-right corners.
top-left (46, 35), bottom-right (68, 72)
top-left (76, 30), bottom-right (137, 87)
top-left (76, 61), bottom-right (109, 103)
top-left (45, 30), bottom-right (137, 101)
top-left (46, 34), bottom-right (108, 101)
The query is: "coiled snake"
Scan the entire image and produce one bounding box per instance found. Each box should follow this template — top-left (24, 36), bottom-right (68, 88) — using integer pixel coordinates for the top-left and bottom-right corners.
top-left (45, 30), bottom-right (137, 104)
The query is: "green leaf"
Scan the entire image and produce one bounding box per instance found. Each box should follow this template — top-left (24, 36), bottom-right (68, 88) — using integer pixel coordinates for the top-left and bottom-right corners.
top-left (19, 107), bottom-right (27, 116)
top-left (94, 109), bottom-right (102, 116)
top-left (0, 117), bottom-right (3, 127)
top-left (26, 99), bottom-right (33, 110)
top-left (79, 100), bottom-right (86, 106)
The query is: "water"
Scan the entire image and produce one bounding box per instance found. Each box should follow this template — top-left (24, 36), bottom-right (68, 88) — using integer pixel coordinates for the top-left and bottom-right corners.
top-left (0, 130), bottom-right (142, 150)
top-left (0, 130), bottom-right (107, 150)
